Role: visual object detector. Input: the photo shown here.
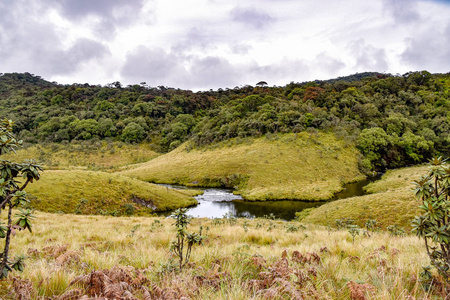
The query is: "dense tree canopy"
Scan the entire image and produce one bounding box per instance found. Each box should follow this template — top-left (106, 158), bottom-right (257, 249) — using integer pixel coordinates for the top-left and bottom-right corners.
top-left (0, 71), bottom-right (449, 171)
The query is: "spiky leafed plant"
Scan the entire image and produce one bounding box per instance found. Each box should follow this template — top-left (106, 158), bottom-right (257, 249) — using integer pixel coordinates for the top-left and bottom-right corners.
top-left (0, 119), bottom-right (42, 279)
top-left (170, 208), bottom-right (203, 270)
top-left (411, 157), bottom-right (450, 279)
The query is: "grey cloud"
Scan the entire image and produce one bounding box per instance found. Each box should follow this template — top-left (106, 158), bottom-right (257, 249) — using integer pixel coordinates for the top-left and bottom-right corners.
top-left (230, 44), bottom-right (253, 55)
top-left (50, 39), bottom-right (110, 74)
top-left (249, 59), bottom-right (310, 83)
top-left (0, 1), bottom-right (110, 77)
top-left (189, 56), bottom-right (241, 88)
top-left (401, 23), bottom-right (450, 72)
top-left (121, 45), bottom-right (308, 90)
top-left (230, 6), bottom-right (274, 29)
top-left (172, 27), bottom-right (216, 53)
top-left (56, 0), bottom-right (144, 20)
top-left (0, 0), bottom-right (110, 76)
top-left (53, 0), bottom-right (146, 39)
top-left (382, 0), bottom-right (420, 23)
top-left (349, 39), bottom-right (388, 72)
top-left (315, 53), bottom-right (346, 75)
top-left (121, 46), bottom-right (188, 86)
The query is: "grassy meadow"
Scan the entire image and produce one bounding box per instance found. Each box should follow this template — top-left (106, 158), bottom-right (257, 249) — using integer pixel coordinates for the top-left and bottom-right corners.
top-left (23, 170), bottom-right (199, 214)
top-left (2, 132), bottom-right (446, 299)
top-left (302, 165), bottom-right (429, 229)
top-left (3, 142), bottom-right (200, 214)
top-left (1, 211), bottom-right (442, 300)
top-left (2, 142), bottom-right (159, 171)
top-left (121, 133), bottom-right (364, 201)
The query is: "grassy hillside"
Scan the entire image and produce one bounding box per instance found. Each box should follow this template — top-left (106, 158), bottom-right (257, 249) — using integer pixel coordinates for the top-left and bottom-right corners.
top-left (24, 170), bottom-right (198, 214)
top-left (121, 133), bottom-right (364, 201)
top-left (0, 211), bottom-right (438, 299)
top-left (302, 165), bottom-right (428, 229)
top-left (2, 142), bottom-right (159, 171)
top-left (364, 165), bottom-right (428, 194)
top-left (2, 72), bottom-right (449, 172)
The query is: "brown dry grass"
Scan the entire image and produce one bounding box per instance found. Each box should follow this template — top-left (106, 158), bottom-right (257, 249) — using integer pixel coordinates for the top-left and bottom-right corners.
top-left (0, 211), bottom-right (441, 299)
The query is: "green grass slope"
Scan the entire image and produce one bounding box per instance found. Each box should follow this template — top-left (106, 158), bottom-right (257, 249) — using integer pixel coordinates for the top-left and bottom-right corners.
top-left (24, 170), bottom-right (198, 215)
top-left (302, 165), bottom-right (428, 229)
top-left (121, 132), bottom-right (364, 201)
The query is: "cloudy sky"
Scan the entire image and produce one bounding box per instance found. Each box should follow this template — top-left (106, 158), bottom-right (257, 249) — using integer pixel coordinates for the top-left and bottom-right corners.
top-left (0, 0), bottom-right (449, 91)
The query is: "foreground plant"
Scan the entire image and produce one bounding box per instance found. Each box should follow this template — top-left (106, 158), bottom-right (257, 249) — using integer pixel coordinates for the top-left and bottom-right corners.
top-left (0, 119), bottom-right (42, 279)
top-left (411, 157), bottom-right (450, 279)
top-left (170, 208), bottom-right (203, 270)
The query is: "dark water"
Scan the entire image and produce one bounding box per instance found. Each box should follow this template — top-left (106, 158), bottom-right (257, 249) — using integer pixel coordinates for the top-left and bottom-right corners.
top-left (331, 175), bottom-right (381, 200)
top-left (160, 175), bottom-right (381, 221)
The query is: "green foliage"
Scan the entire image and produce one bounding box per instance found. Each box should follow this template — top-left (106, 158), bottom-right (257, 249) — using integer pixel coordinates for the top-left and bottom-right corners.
top-left (170, 208), bottom-right (204, 270)
top-left (411, 157), bottom-right (450, 279)
top-left (285, 224), bottom-right (301, 232)
top-left (127, 224), bottom-right (141, 237)
top-left (121, 122), bottom-right (146, 143)
top-left (334, 218), bottom-right (355, 230)
top-left (122, 203), bottom-right (135, 216)
top-left (0, 119), bottom-right (42, 279)
top-left (347, 225), bottom-right (360, 243)
top-left (357, 127), bottom-right (389, 170)
top-left (387, 224), bottom-right (405, 237)
top-left (0, 71), bottom-right (449, 171)
top-left (149, 219), bottom-right (164, 232)
top-left (295, 207), bottom-right (315, 221)
top-left (363, 219), bottom-right (378, 237)
top-left (14, 209), bottom-right (35, 233)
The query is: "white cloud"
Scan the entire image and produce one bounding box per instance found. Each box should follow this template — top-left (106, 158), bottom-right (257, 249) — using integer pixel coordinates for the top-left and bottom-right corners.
top-left (0, 0), bottom-right (449, 90)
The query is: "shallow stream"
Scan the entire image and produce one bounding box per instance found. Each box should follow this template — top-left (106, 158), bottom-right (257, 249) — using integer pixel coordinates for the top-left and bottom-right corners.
top-left (159, 175), bottom-right (380, 221)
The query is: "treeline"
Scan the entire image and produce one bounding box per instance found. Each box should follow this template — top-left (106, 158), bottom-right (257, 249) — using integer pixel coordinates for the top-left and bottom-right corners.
top-left (0, 71), bottom-right (449, 172)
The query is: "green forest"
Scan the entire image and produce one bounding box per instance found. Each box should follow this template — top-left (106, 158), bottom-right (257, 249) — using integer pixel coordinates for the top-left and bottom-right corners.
top-left (1, 71), bottom-right (449, 172)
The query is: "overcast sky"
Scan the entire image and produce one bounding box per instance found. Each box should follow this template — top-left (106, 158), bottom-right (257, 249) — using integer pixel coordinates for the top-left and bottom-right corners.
top-left (0, 0), bottom-right (449, 91)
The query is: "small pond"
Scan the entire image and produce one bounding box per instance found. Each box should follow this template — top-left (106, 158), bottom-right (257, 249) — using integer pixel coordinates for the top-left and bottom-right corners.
top-left (159, 175), bottom-right (381, 221)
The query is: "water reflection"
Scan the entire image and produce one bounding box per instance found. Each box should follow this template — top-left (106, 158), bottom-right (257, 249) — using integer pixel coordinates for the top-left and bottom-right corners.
top-left (331, 175), bottom-right (381, 200)
top-left (160, 175), bottom-right (380, 221)
top-left (186, 189), bottom-right (325, 220)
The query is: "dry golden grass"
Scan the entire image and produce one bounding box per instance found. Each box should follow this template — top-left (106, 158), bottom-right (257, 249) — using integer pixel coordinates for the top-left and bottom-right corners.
top-left (121, 133), bottom-right (364, 201)
top-left (0, 212), bottom-right (439, 299)
top-left (24, 170), bottom-right (198, 214)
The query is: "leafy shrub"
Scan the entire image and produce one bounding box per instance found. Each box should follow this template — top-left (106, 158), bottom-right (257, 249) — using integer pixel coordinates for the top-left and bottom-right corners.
top-left (387, 224), bottom-right (405, 237)
top-left (0, 119), bottom-right (42, 279)
top-left (295, 208), bottom-right (315, 221)
top-left (170, 208), bottom-right (204, 270)
top-left (123, 203), bottom-right (135, 216)
top-left (411, 157), bottom-right (450, 279)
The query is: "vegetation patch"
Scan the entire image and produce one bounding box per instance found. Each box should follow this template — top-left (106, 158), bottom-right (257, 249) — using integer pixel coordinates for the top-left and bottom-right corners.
top-left (121, 133), bottom-right (364, 201)
top-left (364, 165), bottom-right (428, 194)
top-left (0, 211), bottom-right (443, 299)
top-left (303, 165), bottom-right (428, 229)
top-left (24, 170), bottom-right (198, 215)
top-left (1, 142), bottom-right (159, 171)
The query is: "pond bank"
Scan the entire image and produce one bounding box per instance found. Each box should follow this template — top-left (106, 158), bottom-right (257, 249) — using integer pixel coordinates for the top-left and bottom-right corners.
top-left (158, 175), bottom-right (381, 220)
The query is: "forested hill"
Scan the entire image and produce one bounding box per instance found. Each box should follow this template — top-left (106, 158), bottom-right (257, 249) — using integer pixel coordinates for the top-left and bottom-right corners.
top-left (0, 71), bottom-right (449, 172)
